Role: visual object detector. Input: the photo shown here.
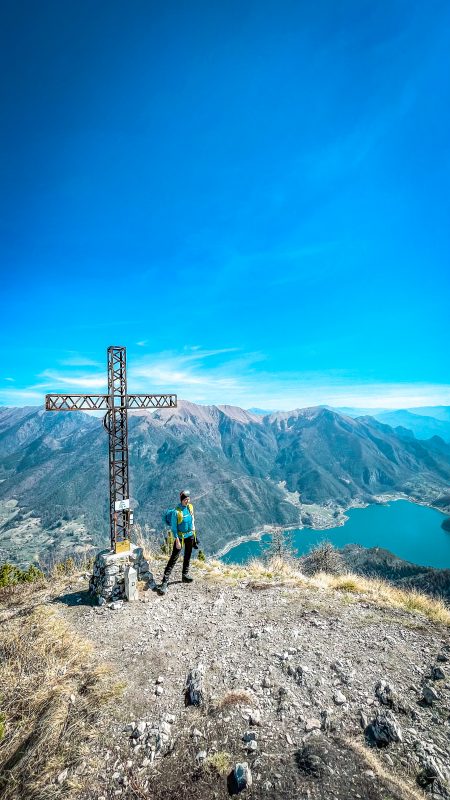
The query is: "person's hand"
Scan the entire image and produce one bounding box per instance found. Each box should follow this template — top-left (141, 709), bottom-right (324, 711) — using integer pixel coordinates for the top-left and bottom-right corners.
top-left (175, 537), bottom-right (181, 550)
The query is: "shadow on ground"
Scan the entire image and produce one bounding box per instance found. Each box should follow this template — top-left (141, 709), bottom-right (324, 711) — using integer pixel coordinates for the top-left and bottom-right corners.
top-left (52, 589), bottom-right (95, 607)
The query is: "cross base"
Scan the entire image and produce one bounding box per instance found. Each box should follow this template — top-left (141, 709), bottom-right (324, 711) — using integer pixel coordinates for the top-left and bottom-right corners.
top-left (89, 544), bottom-right (153, 605)
top-left (115, 539), bottom-right (131, 554)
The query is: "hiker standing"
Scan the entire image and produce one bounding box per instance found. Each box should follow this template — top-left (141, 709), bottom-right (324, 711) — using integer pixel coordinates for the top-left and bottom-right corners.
top-left (158, 490), bottom-right (196, 595)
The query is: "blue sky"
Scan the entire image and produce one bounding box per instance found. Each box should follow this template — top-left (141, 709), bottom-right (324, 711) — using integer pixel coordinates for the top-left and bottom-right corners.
top-left (1, 0), bottom-right (449, 410)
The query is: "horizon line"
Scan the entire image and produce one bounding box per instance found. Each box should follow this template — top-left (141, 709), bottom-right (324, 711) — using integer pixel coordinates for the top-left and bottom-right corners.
top-left (1, 398), bottom-right (449, 414)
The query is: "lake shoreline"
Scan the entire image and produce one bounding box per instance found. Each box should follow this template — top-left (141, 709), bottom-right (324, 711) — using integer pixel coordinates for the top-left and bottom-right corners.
top-left (213, 494), bottom-right (449, 560)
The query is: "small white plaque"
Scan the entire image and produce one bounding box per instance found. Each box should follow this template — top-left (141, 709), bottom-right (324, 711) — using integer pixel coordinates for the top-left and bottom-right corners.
top-left (115, 498), bottom-right (130, 511)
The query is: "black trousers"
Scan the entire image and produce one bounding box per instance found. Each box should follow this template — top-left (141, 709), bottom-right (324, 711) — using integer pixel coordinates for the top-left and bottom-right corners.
top-left (163, 536), bottom-right (193, 581)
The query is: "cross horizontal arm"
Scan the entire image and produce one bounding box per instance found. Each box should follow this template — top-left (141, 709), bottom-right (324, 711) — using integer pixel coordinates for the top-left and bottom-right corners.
top-left (46, 394), bottom-right (109, 411)
top-left (126, 394), bottom-right (177, 409)
top-left (45, 394), bottom-right (177, 412)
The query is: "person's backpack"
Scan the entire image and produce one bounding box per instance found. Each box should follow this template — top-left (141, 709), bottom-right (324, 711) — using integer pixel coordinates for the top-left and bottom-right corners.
top-left (162, 508), bottom-right (175, 527)
top-left (162, 503), bottom-right (195, 527)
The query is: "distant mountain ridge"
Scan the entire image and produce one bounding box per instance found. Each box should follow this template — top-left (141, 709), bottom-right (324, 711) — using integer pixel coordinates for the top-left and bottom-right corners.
top-left (332, 406), bottom-right (450, 443)
top-left (0, 401), bottom-right (450, 565)
top-left (248, 405), bottom-right (450, 442)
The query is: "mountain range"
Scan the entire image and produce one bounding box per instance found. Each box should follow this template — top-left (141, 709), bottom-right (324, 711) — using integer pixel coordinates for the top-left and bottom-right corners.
top-left (337, 406), bottom-right (450, 443)
top-left (1, 401), bottom-right (450, 567)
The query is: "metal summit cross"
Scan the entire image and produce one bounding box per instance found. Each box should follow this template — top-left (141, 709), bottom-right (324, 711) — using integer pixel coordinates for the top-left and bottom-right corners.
top-left (45, 346), bottom-right (177, 554)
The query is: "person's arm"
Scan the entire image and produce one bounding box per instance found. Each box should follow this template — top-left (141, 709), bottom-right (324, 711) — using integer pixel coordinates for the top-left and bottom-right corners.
top-left (171, 509), bottom-right (181, 548)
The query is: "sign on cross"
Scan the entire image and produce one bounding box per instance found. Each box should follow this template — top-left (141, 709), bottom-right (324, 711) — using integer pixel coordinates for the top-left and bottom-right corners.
top-left (46, 346), bottom-right (177, 553)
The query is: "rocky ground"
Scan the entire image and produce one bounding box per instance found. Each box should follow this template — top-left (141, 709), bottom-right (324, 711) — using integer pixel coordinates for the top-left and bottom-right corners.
top-left (46, 555), bottom-right (450, 800)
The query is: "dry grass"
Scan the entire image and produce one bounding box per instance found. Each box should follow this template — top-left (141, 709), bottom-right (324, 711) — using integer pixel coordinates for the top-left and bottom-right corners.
top-left (0, 604), bottom-right (123, 800)
top-left (312, 570), bottom-right (450, 625)
top-left (345, 737), bottom-right (428, 800)
top-left (196, 555), bottom-right (308, 587)
top-left (198, 556), bottom-right (450, 626)
top-left (214, 689), bottom-right (255, 711)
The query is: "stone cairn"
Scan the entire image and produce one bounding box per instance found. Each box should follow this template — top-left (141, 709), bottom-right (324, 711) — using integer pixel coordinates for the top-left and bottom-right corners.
top-left (89, 544), bottom-right (153, 605)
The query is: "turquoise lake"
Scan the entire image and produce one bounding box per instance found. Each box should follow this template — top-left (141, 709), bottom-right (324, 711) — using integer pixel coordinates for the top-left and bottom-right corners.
top-left (221, 500), bottom-right (450, 569)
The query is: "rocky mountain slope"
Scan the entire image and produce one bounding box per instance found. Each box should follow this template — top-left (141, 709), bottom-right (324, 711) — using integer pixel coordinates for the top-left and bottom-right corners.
top-left (2, 556), bottom-right (450, 800)
top-left (1, 402), bottom-right (450, 565)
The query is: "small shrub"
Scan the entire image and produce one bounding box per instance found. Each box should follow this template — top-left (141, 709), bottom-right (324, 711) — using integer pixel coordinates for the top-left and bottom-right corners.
top-left (263, 527), bottom-right (296, 562)
top-left (52, 556), bottom-right (76, 576)
top-left (204, 751), bottom-right (232, 776)
top-left (0, 563), bottom-right (22, 588)
top-left (197, 549), bottom-right (206, 562)
top-left (0, 562), bottom-right (44, 588)
top-left (0, 711), bottom-right (5, 742)
top-left (300, 540), bottom-right (344, 576)
top-left (22, 564), bottom-right (45, 583)
top-left (161, 529), bottom-right (174, 556)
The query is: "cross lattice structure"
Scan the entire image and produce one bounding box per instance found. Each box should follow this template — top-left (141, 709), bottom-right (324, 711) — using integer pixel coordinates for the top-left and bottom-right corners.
top-left (45, 345), bottom-right (177, 553)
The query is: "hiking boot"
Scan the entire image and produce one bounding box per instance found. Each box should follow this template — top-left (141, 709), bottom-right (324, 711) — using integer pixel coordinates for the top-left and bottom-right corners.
top-left (158, 580), bottom-right (169, 595)
top-left (182, 574), bottom-right (194, 583)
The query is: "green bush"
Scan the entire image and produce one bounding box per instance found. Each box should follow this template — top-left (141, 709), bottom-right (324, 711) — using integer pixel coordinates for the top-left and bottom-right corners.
top-left (161, 529), bottom-right (174, 556)
top-left (0, 562), bottom-right (44, 588)
top-left (197, 549), bottom-right (206, 562)
top-left (0, 563), bottom-right (21, 587)
top-left (22, 564), bottom-right (45, 583)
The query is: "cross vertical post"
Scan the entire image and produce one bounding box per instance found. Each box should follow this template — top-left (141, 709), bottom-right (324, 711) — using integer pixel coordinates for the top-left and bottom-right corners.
top-left (45, 345), bottom-right (177, 554)
top-left (106, 346), bottom-right (130, 552)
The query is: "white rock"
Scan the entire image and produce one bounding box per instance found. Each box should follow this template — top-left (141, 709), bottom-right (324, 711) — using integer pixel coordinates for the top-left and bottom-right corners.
top-left (333, 691), bottom-right (347, 705)
top-left (57, 769), bottom-right (68, 784)
top-left (305, 718), bottom-right (321, 732)
top-left (249, 709), bottom-right (261, 725)
top-left (246, 739), bottom-right (258, 752)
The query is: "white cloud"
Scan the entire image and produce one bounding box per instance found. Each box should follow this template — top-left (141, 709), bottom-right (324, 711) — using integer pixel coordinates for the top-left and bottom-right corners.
top-left (2, 346), bottom-right (450, 412)
top-left (0, 388), bottom-right (45, 405)
top-left (39, 370), bottom-right (107, 390)
top-left (127, 349), bottom-right (450, 410)
top-left (59, 355), bottom-right (102, 367)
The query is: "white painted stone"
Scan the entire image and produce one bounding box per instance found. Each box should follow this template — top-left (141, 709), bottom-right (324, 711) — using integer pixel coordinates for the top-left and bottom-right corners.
top-left (125, 565), bottom-right (138, 602)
